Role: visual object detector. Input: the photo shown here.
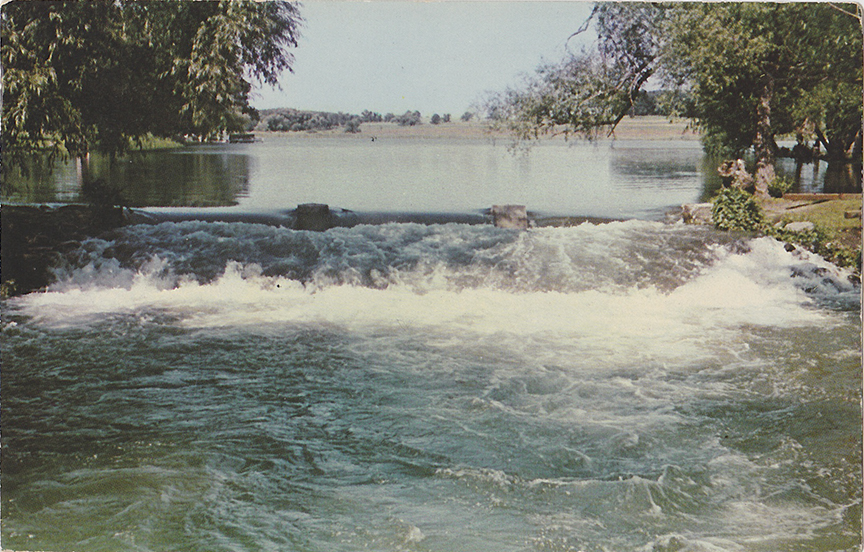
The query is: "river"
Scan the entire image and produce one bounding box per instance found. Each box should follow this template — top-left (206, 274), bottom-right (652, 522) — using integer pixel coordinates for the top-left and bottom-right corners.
top-left (1, 134), bottom-right (861, 551)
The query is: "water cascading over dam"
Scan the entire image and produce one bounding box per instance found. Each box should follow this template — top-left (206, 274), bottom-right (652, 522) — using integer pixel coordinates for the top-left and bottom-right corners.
top-left (2, 218), bottom-right (860, 551)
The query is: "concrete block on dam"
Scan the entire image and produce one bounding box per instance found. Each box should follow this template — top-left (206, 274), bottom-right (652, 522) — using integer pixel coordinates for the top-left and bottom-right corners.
top-left (491, 204), bottom-right (529, 229)
top-left (294, 203), bottom-right (333, 231)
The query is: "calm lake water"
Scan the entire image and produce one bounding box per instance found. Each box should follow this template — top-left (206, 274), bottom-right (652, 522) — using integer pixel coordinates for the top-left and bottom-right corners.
top-left (2, 134), bottom-right (861, 551)
top-left (3, 133), bottom-right (860, 217)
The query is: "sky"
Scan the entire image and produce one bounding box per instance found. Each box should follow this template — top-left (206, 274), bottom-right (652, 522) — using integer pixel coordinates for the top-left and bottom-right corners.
top-left (251, 1), bottom-right (597, 116)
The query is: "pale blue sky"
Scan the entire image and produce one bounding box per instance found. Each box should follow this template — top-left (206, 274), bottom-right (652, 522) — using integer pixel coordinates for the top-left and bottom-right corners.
top-left (251, 1), bottom-right (596, 116)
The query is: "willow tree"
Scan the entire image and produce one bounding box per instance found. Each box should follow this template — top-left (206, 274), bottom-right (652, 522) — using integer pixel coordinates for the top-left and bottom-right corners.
top-left (1, 0), bottom-right (302, 169)
top-left (664, 2), bottom-right (862, 192)
top-left (500, 2), bottom-right (863, 196)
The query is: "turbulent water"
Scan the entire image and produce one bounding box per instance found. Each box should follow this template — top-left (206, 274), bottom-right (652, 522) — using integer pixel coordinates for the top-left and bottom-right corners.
top-left (2, 220), bottom-right (861, 551)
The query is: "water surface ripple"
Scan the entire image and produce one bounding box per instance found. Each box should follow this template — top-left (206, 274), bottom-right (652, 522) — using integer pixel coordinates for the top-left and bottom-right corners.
top-left (2, 221), bottom-right (861, 551)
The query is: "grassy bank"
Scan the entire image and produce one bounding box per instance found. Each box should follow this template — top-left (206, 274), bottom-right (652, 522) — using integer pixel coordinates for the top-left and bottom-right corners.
top-left (762, 196), bottom-right (862, 268)
top-left (131, 134), bottom-right (186, 150)
top-left (763, 197), bottom-right (862, 232)
top-left (696, 190), bottom-right (862, 271)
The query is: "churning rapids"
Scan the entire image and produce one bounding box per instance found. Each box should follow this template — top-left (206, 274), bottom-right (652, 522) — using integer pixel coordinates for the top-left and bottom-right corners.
top-left (2, 219), bottom-right (861, 551)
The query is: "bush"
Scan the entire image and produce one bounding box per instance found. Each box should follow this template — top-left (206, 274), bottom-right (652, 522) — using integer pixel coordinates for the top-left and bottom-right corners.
top-left (392, 111), bottom-right (422, 126)
top-left (768, 176), bottom-right (794, 198)
top-left (711, 187), bottom-right (765, 231)
top-left (344, 118), bottom-right (361, 133)
top-left (267, 115), bottom-right (287, 131)
top-left (711, 185), bottom-right (861, 270)
top-left (767, 224), bottom-right (861, 269)
top-left (360, 110), bottom-right (382, 123)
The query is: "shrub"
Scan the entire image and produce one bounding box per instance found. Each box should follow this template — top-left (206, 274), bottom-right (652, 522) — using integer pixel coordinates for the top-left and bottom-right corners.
top-left (768, 176), bottom-right (794, 198)
top-left (267, 115), bottom-right (287, 131)
top-left (344, 118), bottom-right (362, 133)
top-left (360, 110), bottom-right (382, 123)
top-left (711, 185), bottom-right (861, 270)
top-left (711, 187), bottom-right (765, 231)
top-left (392, 111), bottom-right (422, 126)
top-left (767, 224), bottom-right (861, 269)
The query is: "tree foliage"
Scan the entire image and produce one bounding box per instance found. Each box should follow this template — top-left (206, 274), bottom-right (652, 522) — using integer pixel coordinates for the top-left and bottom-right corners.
top-left (392, 111), bottom-right (422, 126)
top-left (2, 0), bottom-right (302, 166)
top-left (627, 89), bottom-right (696, 117)
top-left (498, 2), bottom-right (862, 186)
top-left (266, 109), bottom-right (360, 132)
top-left (360, 110), bottom-right (383, 123)
top-left (497, 52), bottom-right (633, 139)
top-left (661, 2), bottom-right (862, 189)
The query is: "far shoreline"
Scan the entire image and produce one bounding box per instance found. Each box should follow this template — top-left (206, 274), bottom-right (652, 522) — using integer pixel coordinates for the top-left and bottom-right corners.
top-left (255, 115), bottom-right (700, 142)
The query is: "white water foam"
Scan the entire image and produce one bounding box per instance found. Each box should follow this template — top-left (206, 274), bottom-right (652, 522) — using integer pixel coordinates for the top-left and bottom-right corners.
top-left (12, 236), bottom-right (844, 330)
top-left (8, 232), bottom-right (852, 374)
top-left (3, 225), bottom-right (859, 552)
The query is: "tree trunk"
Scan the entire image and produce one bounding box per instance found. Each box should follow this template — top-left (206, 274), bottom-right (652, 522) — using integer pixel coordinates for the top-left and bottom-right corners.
top-left (853, 128), bottom-right (862, 162)
top-left (814, 127), bottom-right (831, 153)
top-left (752, 72), bottom-right (775, 198)
top-left (815, 127), bottom-right (854, 162)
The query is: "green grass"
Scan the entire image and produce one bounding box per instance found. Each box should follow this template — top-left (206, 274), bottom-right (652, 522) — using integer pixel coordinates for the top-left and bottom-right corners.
top-left (766, 198), bottom-right (862, 231)
top-left (129, 134), bottom-right (185, 151)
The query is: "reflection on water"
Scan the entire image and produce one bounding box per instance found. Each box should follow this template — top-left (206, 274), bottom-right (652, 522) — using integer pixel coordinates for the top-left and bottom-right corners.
top-left (2, 135), bottom-right (860, 216)
top-left (235, 136), bottom-right (710, 218)
top-left (779, 158), bottom-right (863, 194)
top-left (3, 146), bottom-right (251, 207)
top-left (1, 154), bottom-right (81, 203)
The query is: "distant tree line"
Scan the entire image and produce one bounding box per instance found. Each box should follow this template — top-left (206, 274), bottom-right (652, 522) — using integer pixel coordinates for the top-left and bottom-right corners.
top-left (387, 111), bottom-right (422, 127)
top-left (263, 108), bottom-right (467, 133)
top-left (430, 113), bottom-right (452, 124)
top-left (265, 109), bottom-right (363, 132)
top-left (360, 110), bottom-right (383, 123)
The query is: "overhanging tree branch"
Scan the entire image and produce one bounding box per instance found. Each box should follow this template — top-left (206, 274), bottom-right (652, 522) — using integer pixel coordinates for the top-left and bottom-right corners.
top-left (1, 0), bottom-right (302, 166)
top-left (826, 2), bottom-right (862, 22)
